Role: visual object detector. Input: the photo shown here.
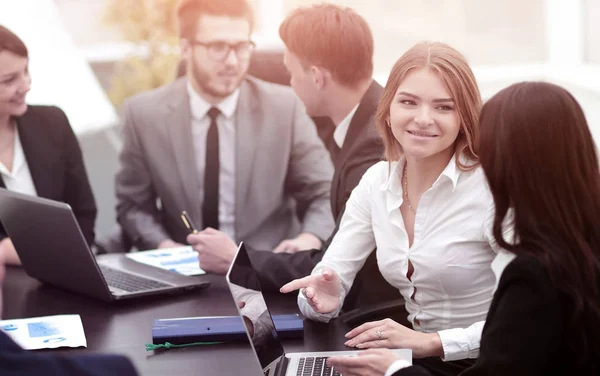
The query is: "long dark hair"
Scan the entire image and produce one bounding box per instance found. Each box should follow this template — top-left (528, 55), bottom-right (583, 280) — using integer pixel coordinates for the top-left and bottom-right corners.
top-left (479, 81), bottom-right (600, 365)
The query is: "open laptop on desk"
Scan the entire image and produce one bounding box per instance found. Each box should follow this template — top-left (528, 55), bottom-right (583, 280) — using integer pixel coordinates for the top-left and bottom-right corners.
top-left (0, 189), bottom-right (209, 302)
top-left (226, 242), bottom-right (411, 376)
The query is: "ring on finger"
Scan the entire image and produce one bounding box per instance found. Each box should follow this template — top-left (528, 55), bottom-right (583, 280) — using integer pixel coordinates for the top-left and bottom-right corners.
top-left (375, 330), bottom-right (384, 340)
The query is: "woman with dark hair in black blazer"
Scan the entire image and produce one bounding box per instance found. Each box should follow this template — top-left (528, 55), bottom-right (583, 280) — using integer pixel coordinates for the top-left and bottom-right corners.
top-left (328, 81), bottom-right (600, 375)
top-left (0, 25), bottom-right (97, 265)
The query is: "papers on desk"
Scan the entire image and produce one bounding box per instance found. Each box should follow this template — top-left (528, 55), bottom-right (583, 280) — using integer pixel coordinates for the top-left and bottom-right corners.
top-left (0, 314), bottom-right (87, 350)
top-left (126, 246), bottom-right (206, 276)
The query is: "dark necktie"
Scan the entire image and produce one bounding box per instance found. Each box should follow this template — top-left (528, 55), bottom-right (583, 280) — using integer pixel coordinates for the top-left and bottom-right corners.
top-left (202, 107), bottom-right (220, 230)
top-left (321, 117), bottom-right (340, 162)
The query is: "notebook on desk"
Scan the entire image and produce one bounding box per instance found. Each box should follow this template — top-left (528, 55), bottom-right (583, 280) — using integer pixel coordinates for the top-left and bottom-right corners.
top-left (152, 314), bottom-right (304, 344)
top-left (0, 188), bottom-right (209, 302)
top-left (225, 242), bottom-right (412, 376)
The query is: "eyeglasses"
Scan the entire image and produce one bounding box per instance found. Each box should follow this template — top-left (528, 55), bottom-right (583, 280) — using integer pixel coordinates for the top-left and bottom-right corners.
top-left (189, 40), bottom-right (256, 62)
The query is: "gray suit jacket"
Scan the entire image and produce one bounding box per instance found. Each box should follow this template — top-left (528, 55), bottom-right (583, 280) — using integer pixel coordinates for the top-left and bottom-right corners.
top-left (115, 77), bottom-right (335, 251)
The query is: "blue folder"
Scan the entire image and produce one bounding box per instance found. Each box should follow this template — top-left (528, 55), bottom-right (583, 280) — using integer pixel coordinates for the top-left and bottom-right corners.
top-left (152, 314), bottom-right (304, 344)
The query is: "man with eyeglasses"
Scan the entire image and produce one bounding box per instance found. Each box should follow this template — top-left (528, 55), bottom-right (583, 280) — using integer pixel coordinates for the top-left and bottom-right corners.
top-left (115, 0), bottom-right (335, 254)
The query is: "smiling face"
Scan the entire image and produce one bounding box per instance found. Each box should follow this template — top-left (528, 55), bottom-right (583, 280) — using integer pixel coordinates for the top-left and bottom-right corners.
top-left (389, 67), bottom-right (460, 163)
top-left (0, 50), bottom-right (30, 119)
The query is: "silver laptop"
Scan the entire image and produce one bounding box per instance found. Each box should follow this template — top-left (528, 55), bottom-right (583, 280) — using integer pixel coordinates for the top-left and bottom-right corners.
top-left (0, 188), bottom-right (209, 302)
top-left (225, 242), bottom-right (412, 376)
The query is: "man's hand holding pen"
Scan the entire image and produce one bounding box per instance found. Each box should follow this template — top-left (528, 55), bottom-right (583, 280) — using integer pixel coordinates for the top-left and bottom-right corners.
top-left (187, 228), bottom-right (238, 275)
top-left (180, 210), bottom-right (237, 275)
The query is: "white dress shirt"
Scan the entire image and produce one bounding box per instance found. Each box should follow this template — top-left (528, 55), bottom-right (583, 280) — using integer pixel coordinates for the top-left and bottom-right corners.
top-left (385, 359), bottom-right (412, 376)
top-left (187, 82), bottom-right (240, 240)
top-left (0, 128), bottom-right (37, 196)
top-left (333, 104), bottom-right (359, 148)
top-left (299, 155), bottom-right (514, 361)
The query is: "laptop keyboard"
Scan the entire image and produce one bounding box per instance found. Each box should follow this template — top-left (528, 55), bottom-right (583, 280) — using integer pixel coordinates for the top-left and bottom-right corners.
top-left (297, 357), bottom-right (341, 376)
top-left (100, 265), bottom-right (171, 292)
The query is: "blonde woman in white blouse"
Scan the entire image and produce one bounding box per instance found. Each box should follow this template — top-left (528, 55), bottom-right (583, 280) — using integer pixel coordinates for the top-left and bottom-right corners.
top-left (281, 42), bottom-right (513, 373)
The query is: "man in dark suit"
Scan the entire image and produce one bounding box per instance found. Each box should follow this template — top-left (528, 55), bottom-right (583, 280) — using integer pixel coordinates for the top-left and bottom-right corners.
top-left (189, 4), bottom-right (398, 311)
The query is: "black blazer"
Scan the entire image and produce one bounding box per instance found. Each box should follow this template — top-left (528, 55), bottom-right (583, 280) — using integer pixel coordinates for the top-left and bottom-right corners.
top-left (395, 255), bottom-right (600, 376)
top-left (0, 331), bottom-right (137, 375)
top-left (249, 81), bottom-right (399, 310)
top-left (0, 106), bottom-right (97, 246)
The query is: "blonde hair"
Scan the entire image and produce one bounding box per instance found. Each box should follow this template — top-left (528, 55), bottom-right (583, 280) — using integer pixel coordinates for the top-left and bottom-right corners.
top-left (376, 42), bottom-right (482, 171)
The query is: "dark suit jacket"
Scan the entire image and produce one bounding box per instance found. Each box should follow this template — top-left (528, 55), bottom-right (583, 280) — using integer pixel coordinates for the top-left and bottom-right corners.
top-left (249, 81), bottom-right (399, 311)
top-left (395, 255), bottom-right (600, 376)
top-left (0, 106), bottom-right (97, 246)
top-left (0, 331), bottom-right (137, 375)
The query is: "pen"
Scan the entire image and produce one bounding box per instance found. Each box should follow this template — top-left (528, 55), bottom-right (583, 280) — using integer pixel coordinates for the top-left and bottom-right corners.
top-left (180, 211), bottom-right (198, 234)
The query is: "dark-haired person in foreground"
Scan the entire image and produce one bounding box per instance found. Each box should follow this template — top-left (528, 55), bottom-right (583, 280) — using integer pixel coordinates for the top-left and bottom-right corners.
top-left (328, 81), bottom-right (600, 375)
top-left (188, 3), bottom-right (399, 311)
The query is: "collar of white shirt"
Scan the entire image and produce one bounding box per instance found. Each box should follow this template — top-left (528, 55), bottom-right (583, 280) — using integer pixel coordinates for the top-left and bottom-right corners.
top-left (333, 104), bottom-right (359, 148)
top-left (380, 154), bottom-right (461, 194)
top-left (0, 128), bottom-right (25, 179)
top-left (186, 80), bottom-right (240, 120)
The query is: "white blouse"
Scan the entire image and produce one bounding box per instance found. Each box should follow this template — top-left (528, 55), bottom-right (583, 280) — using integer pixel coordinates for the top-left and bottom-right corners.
top-left (0, 128), bottom-right (37, 196)
top-left (298, 156), bottom-right (513, 361)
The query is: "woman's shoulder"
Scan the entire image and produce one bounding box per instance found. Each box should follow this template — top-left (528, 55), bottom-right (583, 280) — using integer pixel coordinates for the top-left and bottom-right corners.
top-left (504, 254), bottom-right (546, 274)
top-left (456, 160), bottom-right (485, 181)
top-left (498, 254), bottom-right (553, 291)
top-left (18, 106), bottom-right (75, 147)
top-left (19, 105), bottom-right (69, 130)
top-left (356, 160), bottom-right (403, 192)
top-left (454, 162), bottom-right (491, 199)
top-left (363, 160), bottom-right (398, 180)
top-left (22, 105), bottom-right (66, 118)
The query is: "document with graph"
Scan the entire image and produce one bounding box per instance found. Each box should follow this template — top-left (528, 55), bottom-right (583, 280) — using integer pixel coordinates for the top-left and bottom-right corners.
top-left (126, 246), bottom-right (206, 276)
top-left (0, 314), bottom-right (87, 350)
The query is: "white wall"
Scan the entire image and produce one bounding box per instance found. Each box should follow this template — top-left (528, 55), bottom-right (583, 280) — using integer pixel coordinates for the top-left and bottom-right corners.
top-left (51, 0), bottom-right (600, 140)
top-left (0, 0), bottom-right (118, 135)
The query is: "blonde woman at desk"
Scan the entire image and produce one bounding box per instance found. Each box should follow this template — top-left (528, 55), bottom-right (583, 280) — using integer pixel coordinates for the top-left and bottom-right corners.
top-left (327, 82), bottom-right (600, 375)
top-left (281, 42), bottom-right (513, 376)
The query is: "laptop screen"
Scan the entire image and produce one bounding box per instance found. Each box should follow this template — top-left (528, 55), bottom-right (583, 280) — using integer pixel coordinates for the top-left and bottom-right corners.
top-left (226, 243), bottom-right (286, 373)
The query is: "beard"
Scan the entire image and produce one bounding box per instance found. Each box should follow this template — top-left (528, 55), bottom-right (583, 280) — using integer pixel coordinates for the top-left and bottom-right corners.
top-left (190, 60), bottom-right (245, 100)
